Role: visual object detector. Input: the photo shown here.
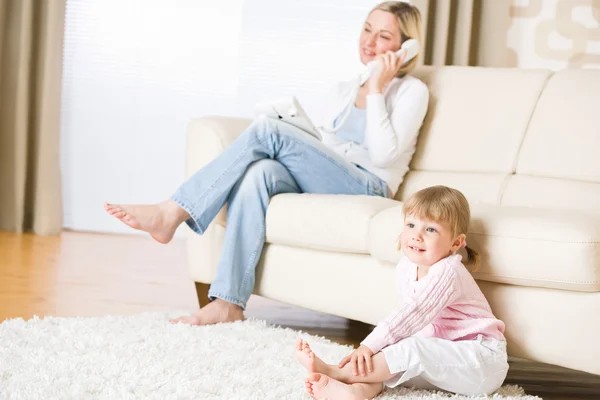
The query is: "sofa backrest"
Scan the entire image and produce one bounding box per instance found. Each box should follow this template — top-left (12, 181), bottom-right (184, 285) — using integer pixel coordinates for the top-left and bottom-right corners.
top-left (502, 69), bottom-right (600, 214)
top-left (397, 66), bottom-right (600, 214)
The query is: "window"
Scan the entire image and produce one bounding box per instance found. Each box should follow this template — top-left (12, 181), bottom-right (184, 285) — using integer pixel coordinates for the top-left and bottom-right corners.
top-left (61, 0), bottom-right (376, 234)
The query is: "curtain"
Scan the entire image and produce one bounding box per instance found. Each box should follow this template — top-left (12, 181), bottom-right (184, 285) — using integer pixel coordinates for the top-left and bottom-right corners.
top-left (0, 0), bottom-right (65, 235)
top-left (412, 0), bottom-right (514, 67)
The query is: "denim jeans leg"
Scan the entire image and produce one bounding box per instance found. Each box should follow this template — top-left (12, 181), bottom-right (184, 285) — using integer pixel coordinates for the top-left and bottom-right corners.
top-left (171, 118), bottom-right (390, 308)
top-left (169, 118), bottom-right (385, 235)
top-left (207, 159), bottom-right (301, 309)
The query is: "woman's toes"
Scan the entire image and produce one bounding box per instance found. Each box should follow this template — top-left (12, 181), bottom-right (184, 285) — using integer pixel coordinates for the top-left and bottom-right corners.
top-left (169, 316), bottom-right (188, 324)
top-left (169, 315), bottom-right (202, 326)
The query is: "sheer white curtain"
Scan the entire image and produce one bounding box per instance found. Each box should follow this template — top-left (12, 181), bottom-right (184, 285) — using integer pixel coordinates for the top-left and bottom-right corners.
top-left (61, 0), bottom-right (379, 234)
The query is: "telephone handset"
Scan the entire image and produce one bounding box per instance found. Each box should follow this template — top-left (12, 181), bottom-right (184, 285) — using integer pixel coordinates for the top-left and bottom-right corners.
top-left (318, 39), bottom-right (420, 133)
top-left (253, 40), bottom-right (420, 140)
top-left (360, 39), bottom-right (420, 83)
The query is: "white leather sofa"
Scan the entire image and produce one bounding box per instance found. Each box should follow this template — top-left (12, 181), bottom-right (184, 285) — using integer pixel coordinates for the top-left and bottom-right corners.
top-left (184, 66), bottom-right (600, 376)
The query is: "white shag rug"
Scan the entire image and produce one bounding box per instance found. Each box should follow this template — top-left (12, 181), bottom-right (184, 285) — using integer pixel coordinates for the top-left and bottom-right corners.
top-left (0, 312), bottom-right (540, 400)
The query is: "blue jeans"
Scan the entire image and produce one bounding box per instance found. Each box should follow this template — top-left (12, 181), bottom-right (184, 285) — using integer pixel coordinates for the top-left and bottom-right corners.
top-left (170, 117), bottom-right (391, 309)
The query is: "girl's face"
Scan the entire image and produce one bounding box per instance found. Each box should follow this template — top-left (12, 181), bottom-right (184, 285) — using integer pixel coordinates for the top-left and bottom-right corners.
top-left (359, 9), bottom-right (402, 65)
top-left (400, 214), bottom-right (465, 267)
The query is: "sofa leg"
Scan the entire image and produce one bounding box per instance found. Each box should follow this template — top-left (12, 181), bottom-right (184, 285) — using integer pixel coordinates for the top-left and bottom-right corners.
top-left (195, 282), bottom-right (211, 308)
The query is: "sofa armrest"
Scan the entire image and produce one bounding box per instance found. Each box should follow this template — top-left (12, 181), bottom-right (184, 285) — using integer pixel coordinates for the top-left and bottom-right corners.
top-left (186, 116), bottom-right (253, 178)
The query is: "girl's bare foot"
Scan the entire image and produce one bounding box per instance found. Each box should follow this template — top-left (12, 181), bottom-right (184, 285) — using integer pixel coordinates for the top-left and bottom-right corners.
top-left (169, 299), bottom-right (245, 326)
top-left (304, 376), bottom-right (316, 398)
top-left (104, 200), bottom-right (188, 244)
top-left (295, 339), bottom-right (331, 375)
top-left (306, 373), bottom-right (368, 400)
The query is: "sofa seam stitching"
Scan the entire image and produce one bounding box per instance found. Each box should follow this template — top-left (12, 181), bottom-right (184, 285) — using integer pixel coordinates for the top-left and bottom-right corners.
top-left (509, 72), bottom-right (553, 175)
top-left (468, 232), bottom-right (598, 244)
top-left (473, 272), bottom-right (599, 285)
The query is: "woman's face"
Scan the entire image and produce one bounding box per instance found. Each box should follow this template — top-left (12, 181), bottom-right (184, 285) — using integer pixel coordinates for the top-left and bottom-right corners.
top-left (359, 9), bottom-right (402, 65)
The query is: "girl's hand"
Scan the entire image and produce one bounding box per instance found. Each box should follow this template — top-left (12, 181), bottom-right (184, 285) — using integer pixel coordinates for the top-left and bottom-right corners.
top-left (368, 50), bottom-right (406, 94)
top-left (338, 345), bottom-right (374, 377)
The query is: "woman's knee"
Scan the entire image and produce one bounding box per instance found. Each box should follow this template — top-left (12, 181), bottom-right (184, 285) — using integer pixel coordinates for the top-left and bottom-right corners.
top-left (237, 159), bottom-right (283, 191)
top-left (246, 159), bottom-right (282, 178)
top-left (239, 159), bottom-right (299, 195)
top-left (245, 117), bottom-right (276, 140)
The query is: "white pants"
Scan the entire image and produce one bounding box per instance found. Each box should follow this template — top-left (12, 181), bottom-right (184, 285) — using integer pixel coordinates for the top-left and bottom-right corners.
top-left (381, 335), bottom-right (509, 396)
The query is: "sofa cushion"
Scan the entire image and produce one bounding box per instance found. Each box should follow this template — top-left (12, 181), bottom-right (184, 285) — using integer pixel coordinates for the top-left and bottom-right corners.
top-left (369, 204), bottom-right (600, 292)
top-left (265, 194), bottom-right (398, 254)
top-left (410, 66), bottom-right (551, 173)
top-left (501, 175), bottom-right (600, 216)
top-left (516, 69), bottom-right (600, 183)
top-left (395, 170), bottom-right (509, 204)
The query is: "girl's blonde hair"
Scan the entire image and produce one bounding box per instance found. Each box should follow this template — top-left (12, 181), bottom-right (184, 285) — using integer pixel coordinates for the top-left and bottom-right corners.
top-left (370, 1), bottom-right (423, 77)
top-left (400, 185), bottom-right (480, 271)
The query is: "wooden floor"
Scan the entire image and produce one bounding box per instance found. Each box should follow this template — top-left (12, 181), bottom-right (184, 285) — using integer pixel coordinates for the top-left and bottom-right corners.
top-left (1, 231), bottom-right (599, 399)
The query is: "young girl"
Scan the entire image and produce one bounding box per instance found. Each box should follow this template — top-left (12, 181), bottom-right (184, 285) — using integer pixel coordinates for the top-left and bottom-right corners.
top-left (296, 185), bottom-right (508, 399)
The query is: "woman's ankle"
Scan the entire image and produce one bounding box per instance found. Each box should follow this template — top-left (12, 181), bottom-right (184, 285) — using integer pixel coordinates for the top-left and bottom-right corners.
top-left (162, 200), bottom-right (190, 224)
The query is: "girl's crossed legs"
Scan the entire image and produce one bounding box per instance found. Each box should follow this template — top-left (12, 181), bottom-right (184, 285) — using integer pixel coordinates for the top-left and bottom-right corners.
top-left (295, 336), bottom-right (509, 399)
top-left (295, 339), bottom-right (393, 399)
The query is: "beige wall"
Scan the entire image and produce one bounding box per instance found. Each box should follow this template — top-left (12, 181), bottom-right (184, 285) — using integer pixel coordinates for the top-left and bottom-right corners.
top-left (508, 0), bottom-right (600, 70)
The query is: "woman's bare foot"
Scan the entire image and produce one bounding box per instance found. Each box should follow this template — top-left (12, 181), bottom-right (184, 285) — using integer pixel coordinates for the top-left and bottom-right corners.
top-left (296, 339), bottom-right (331, 375)
top-left (169, 299), bottom-right (245, 326)
top-left (104, 200), bottom-right (188, 244)
top-left (306, 373), bottom-right (369, 400)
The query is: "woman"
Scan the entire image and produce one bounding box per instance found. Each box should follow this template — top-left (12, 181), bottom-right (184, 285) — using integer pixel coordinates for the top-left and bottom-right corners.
top-left (105, 1), bottom-right (429, 326)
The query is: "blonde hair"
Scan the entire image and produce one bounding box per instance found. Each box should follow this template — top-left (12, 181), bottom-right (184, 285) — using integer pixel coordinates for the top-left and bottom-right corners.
top-left (399, 185), bottom-right (480, 271)
top-left (370, 1), bottom-right (423, 77)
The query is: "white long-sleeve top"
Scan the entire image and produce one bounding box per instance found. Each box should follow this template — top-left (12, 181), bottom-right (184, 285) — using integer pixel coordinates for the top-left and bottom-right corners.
top-left (318, 75), bottom-right (429, 197)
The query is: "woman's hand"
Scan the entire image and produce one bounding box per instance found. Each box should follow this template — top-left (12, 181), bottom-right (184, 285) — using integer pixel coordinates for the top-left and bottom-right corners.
top-left (338, 345), bottom-right (375, 377)
top-left (368, 50), bottom-right (406, 94)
